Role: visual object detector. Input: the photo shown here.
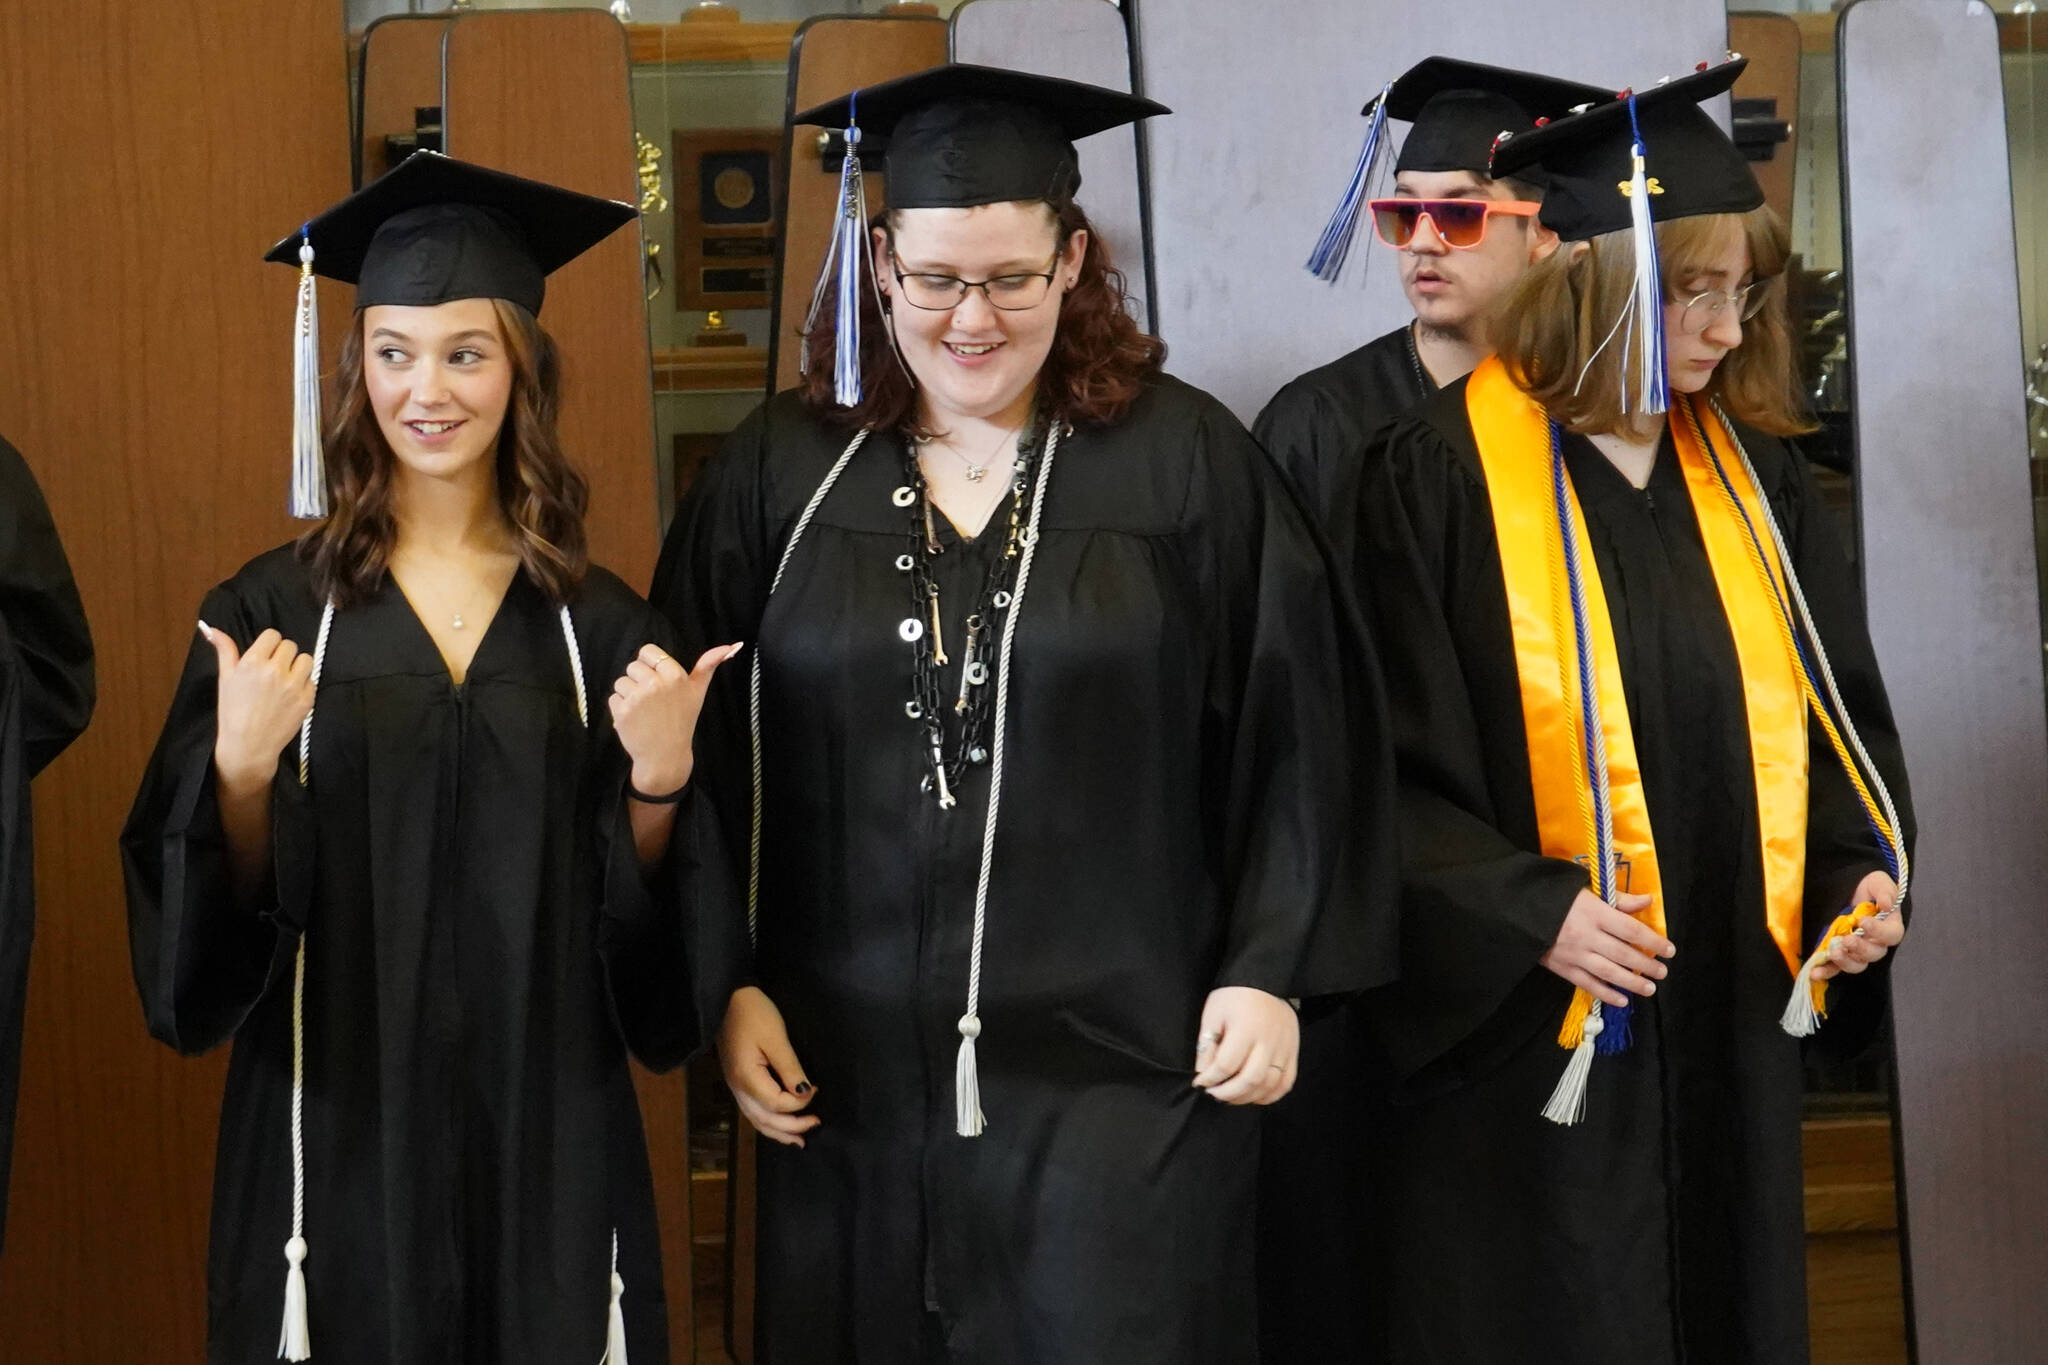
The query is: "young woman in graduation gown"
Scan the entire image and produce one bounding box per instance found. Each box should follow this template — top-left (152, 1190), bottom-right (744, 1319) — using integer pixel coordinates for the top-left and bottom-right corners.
top-left (1343, 61), bottom-right (1914, 1364)
top-left (122, 155), bottom-right (736, 1365)
top-left (650, 66), bottom-right (1396, 1365)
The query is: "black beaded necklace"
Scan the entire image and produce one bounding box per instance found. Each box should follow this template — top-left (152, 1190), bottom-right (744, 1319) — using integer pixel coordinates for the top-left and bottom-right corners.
top-left (894, 420), bottom-right (1044, 808)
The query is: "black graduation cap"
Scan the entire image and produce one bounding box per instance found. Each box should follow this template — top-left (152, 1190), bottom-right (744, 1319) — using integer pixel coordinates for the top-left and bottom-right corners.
top-left (1383, 56), bottom-right (1613, 180)
top-left (262, 150), bottom-right (637, 317)
top-left (793, 63), bottom-right (1168, 210)
top-left (1489, 56), bottom-right (1763, 242)
top-left (262, 151), bottom-right (636, 519)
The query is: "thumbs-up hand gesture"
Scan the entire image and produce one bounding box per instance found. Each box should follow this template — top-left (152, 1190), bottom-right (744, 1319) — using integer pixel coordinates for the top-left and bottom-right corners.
top-left (200, 621), bottom-right (317, 793)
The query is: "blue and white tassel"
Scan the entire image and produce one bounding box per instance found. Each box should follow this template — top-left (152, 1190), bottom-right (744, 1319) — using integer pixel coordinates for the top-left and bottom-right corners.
top-left (798, 93), bottom-right (871, 407)
top-left (1621, 95), bottom-right (1668, 416)
top-left (290, 227), bottom-right (326, 520)
top-left (1305, 84), bottom-right (1392, 284)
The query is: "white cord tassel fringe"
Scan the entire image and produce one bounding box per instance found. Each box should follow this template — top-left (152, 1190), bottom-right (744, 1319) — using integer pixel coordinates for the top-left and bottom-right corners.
top-left (290, 233), bottom-right (327, 520)
top-left (1780, 951), bottom-right (1828, 1038)
top-left (1541, 1006), bottom-right (1603, 1126)
top-left (954, 424), bottom-right (1060, 1137)
top-left (954, 1013), bottom-right (986, 1138)
top-left (599, 1231), bottom-right (628, 1364)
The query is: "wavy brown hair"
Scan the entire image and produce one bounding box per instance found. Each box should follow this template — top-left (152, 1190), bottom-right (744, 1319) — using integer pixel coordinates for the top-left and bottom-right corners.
top-left (797, 198), bottom-right (1167, 434)
top-left (1491, 205), bottom-right (1813, 439)
top-left (299, 299), bottom-right (590, 608)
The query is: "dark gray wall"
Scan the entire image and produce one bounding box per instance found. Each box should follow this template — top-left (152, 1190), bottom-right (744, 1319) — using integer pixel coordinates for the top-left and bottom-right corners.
top-left (1839, 2), bottom-right (2048, 1360)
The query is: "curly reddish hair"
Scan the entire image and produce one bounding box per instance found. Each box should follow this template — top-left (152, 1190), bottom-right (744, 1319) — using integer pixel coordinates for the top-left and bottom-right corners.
top-left (797, 197), bottom-right (1166, 434)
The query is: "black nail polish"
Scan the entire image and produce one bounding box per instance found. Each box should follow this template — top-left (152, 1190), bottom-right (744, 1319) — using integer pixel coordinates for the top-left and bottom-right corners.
top-left (794, 1081), bottom-right (812, 1096)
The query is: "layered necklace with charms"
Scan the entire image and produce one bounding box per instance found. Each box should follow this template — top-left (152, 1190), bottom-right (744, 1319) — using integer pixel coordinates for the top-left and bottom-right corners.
top-left (893, 418), bottom-right (1044, 808)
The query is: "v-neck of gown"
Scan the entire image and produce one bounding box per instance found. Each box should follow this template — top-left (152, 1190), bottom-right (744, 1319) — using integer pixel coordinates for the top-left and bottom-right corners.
top-left (387, 567), bottom-right (522, 689)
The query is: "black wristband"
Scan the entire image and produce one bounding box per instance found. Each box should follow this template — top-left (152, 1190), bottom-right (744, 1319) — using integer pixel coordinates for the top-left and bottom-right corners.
top-left (626, 778), bottom-right (690, 805)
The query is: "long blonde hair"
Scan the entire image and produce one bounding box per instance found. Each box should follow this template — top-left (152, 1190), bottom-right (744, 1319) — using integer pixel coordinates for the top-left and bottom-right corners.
top-left (1491, 205), bottom-right (1813, 439)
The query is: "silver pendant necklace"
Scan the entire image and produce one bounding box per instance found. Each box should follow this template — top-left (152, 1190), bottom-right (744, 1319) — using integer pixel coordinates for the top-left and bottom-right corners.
top-left (920, 420), bottom-right (1021, 483)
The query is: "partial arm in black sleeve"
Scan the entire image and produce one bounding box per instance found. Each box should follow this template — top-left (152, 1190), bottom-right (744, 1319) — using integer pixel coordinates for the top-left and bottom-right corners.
top-left (120, 584), bottom-right (308, 1055)
top-left (1194, 401), bottom-right (1399, 1002)
top-left (0, 437), bottom-right (93, 772)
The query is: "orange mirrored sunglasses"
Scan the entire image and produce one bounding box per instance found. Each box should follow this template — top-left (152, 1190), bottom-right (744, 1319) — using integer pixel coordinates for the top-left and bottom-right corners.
top-left (1368, 198), bottom-right (1541, 249)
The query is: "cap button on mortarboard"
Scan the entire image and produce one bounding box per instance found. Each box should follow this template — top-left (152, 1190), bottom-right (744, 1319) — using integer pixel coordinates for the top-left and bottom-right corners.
top-left (1696, 62), bottom-right (1710, 72)
top-left (1534, 117), bottom-right (1549, 127)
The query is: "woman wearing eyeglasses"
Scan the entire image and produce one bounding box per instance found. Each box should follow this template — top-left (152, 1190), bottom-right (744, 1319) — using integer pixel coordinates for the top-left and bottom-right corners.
top-left (650, 65), bottom-right (1394, 1365)
top-left (1341, 61), bottom-right (1914, 1362)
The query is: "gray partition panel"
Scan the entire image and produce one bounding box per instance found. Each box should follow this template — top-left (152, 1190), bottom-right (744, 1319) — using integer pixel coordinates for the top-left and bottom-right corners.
top-left (1130, 0), bottom-right (1727, 421)
top-left (951, 0), bottom-right (1151, 331)
top-left (1839, 1), bottom-right (2048, 1358)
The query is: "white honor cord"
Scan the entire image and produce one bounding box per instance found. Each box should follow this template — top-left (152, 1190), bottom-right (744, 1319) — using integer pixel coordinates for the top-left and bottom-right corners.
top-left (954, 421), bottom-right (1059, 1137)
top-left (280, 598), bottom-right (594, 1363)
top-left (279, 598), bottom-right (332, 1362)
top-left (747, 428), bottom-right (872, 946)
top-left (1708, 401), bottom-right (1910, 904)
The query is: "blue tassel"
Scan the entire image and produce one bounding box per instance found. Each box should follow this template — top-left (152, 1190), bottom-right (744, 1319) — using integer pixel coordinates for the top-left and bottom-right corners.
top-left (1305, 84), bottom-right (1392, 283)
top-left (1595, 997), bottom-right (1634, 1054)
top-left (830, 122), bottom-right (865, 407)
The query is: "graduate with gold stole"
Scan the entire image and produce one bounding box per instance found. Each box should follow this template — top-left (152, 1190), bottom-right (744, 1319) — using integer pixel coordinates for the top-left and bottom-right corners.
top-left (1342, 57), bottom-right (1914, 1362)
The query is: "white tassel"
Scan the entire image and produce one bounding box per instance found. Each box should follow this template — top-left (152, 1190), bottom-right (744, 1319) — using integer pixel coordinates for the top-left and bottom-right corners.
top-left (290, 233), bottom-right (327, 520)
top-left (954, 1014), bottom-right (986, 1137)
top-left (599, 1229), bottom-right (629, 1365)
top-left (1780, 946), bottom-right (1831, 1038)
top-left (1541, 1007), bottom-right (1603, 1127)
top-left (277, 1235), bottom-right (310, 1361)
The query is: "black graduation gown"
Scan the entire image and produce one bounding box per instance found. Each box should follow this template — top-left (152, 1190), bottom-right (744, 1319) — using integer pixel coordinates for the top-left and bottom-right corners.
top-left (1339, 385), bottom-right (1914, 1365)
top-left (1253, 324), bottom-right (1436, 518)
top-left (0, 435), bottom-right (94, 1257)
top-left (651, 376), bottom-right (1397, 1365)
top-left (1249, 325), bottom-right (1435, 1364)
top-left (122, 546), bottom-right (719, 1365)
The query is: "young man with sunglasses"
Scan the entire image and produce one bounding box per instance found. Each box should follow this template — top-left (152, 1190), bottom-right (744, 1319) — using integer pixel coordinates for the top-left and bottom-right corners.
top-left (1252, 56), bottom-right (1609, 1365)
top-left (1255, 58), bottom-right (1607, 523)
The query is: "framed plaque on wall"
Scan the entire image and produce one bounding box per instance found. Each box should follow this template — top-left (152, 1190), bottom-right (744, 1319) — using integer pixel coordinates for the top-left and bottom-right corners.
top-left (675, 128), bottom-right (782, 311)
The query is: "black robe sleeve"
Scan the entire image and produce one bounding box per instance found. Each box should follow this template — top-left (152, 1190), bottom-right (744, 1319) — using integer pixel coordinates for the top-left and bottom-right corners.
top-left (0, 435), bottom-right (92, 1257)
top-left (1755, 431), bottom-right (1918, 1060)
top-left (0, 437), bottom-right (94, 773)
top-left (1346, 414), bottom-right (1590, 1080)
top-left (1189, 402), bottom-right (1400, 1000)
top-left (120, 578), bottom-right (310, 1056)
top-left (587, 598), bottom-right (737, 1071)
top-left (647, 401), bottom-right (779, 1016)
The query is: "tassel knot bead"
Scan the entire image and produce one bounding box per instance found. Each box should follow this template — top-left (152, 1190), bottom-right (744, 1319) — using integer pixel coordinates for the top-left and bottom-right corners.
top-left (958, 1014), bottom-right (981, 1039)
top-left (286, 1236), bottom-right (307, 1265)
top-left (1581, 1014), bottom-right (1604, 1040)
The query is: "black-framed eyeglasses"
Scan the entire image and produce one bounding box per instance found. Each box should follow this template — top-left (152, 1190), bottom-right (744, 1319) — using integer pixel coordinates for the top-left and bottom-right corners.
top-left (1674, 280), bottom-right (1770, 334)
top-left (889, 251), bottom-right (1062, 311)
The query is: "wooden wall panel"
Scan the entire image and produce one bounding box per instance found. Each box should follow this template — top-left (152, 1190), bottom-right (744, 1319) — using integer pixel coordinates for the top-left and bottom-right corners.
top-left (444, 9), bottom-right (661, 592)
top-left (771, 15), bottom-right (949, 395)
top-left (357, 14), bottom-right (450, 188)
top-left (1729, 12), bottom-right (1804, 226)
top-left (0, 1), bottom-right (351, 1356)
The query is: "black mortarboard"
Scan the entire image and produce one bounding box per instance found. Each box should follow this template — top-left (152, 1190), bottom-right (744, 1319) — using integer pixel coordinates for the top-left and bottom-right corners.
top-left (793, 63), bottom-right (1167, 210)
top-left (1385, 57), bottom-right (1613, 180)
top-left (263, 150), bottom-right (636, 316)
top-left (264, 152), bottom-right (636, 518)
top-left (1490, 57), bottom-right (1762, 242)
